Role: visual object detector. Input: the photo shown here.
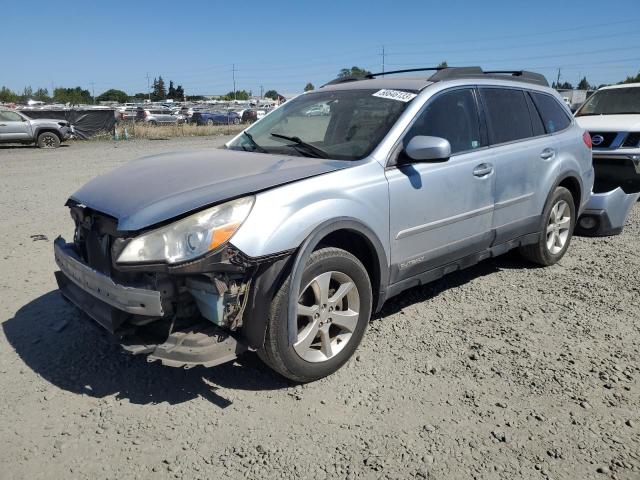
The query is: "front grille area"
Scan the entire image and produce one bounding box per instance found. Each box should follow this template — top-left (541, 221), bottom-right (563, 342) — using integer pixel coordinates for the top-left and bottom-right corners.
top-left (622, 132), bottom-right (640, 148)
top-left (589, 132), bottom-right (618, 149)
top-left (71, 209), bottom-right (119, 276)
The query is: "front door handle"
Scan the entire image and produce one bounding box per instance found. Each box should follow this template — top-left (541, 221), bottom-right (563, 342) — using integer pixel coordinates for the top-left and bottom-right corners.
top-left (473, 163), bottom-right (493, 177)
top-left (0, 124), bottom-right (6, 126)
top-left (540, 148), bottom-right (555, 160)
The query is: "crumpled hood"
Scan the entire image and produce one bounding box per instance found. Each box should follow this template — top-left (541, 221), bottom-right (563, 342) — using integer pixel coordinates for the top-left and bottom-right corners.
top-left (575, 114), bottom-right (640, 132)
top-left (69, 148), bottom-right (356, 231)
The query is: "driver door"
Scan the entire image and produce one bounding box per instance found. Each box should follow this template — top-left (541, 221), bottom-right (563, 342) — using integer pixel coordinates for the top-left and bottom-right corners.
top-left (385, 87), bottom-right (496, 284)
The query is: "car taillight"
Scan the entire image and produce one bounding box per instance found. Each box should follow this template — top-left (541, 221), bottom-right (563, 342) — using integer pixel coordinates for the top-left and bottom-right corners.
top-left (583, 131), bottom-right (592, 149)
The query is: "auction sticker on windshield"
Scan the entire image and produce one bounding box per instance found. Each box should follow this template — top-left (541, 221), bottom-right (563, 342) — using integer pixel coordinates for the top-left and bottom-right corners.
top-left (372, 89), bottom-right (417, 102)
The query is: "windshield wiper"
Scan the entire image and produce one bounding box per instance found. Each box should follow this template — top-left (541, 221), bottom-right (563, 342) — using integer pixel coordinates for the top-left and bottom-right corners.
top-left (270, 133), bottom-right (329, 159)
top-left (243, 131), bottom-right (267, 152)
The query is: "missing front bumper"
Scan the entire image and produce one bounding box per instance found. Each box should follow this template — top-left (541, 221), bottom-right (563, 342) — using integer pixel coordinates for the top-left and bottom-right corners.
top-left (54, 237), bottom-right (249, 368)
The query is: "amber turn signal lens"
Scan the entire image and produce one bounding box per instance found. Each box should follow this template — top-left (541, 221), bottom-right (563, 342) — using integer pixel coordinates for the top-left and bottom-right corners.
top-left (209, 222), bottom-right (241, 251)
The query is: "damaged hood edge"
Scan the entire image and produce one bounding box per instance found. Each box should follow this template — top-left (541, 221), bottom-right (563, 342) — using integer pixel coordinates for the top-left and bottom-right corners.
top-left (69, 148), bottom-right (360, 231)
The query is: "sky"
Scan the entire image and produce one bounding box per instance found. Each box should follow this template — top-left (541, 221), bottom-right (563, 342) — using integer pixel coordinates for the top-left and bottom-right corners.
top-left (1, 0), bottom-right (639, 97)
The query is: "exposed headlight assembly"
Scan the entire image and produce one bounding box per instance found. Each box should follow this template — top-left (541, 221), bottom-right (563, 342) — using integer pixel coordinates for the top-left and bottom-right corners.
top-left (117, 196), bottom-right (254, 264)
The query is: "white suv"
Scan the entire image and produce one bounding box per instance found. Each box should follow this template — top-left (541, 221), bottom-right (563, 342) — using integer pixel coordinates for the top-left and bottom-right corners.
top-left (575, 83), bottom-right (640, 193)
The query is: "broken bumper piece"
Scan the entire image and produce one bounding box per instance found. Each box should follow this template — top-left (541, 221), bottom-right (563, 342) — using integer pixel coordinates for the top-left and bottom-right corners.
top-left (122, 323), bottom-right (248, 369)
top-left (576, 187), bottom-right (640, 237)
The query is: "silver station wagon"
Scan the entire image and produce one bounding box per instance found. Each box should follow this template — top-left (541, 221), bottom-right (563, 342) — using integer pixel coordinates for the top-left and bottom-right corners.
top-left (54, 66), bottom-right (594, 382)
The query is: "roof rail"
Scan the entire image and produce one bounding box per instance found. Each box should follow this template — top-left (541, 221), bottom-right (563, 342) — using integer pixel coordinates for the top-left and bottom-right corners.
top-left (322, 66), bottom-right (447, 86)
top-left (322, 66), bottom-right (549, 88)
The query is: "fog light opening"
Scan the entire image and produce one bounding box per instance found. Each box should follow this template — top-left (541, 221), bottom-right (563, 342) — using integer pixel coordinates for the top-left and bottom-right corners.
top-left (578, 215), bottom-right (598, 231)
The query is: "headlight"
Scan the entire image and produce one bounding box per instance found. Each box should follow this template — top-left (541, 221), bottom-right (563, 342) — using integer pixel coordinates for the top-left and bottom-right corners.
top-left (116, 196), bottom-right (254, 264)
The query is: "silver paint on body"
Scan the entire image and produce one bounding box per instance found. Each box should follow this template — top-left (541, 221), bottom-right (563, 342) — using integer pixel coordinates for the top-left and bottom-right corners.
top-left (231, 78), bottom-right (593, 280)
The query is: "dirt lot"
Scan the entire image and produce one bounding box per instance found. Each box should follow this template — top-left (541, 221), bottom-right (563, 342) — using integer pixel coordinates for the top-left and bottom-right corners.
top-left (0, 138), bottom-right (638, 480)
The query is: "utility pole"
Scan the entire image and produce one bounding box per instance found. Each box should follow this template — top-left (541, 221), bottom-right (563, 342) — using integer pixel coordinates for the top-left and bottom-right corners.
top-left (91, 81), bottom-right (95, 104)
top-left (260, 85), bottom-right (263, 99)
top-left (51, 81), bottom-right (54, 101)
top-left (146, 73), bottom-right (151, 101)
top-left (232, 64), bottom-right (236, 101)
top-left (556, 68), bottom-right (561, 88)
top-left (382, 45), bottom-right (385, 76)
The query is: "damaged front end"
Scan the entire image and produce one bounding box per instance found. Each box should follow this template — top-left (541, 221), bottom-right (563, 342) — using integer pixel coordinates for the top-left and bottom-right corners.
top-left (54, 204), bottom-right (291, 369)
top-left (577, 155), bottom-right (640, 236)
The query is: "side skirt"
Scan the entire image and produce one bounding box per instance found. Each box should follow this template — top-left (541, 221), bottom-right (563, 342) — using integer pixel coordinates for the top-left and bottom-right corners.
top-left (384, 231), bottom-right (540, 300)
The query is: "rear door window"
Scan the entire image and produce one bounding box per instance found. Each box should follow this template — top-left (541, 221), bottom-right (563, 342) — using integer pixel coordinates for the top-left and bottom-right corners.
top-left (480, 88), bottom-right (533, 145)
top-left (525, 93), bottom-right (546, 136)
top-left (530, 92), bottom-right (572, 133)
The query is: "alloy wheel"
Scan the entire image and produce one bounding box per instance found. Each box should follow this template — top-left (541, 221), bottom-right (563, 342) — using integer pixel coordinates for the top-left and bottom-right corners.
top-left (293, 271), bottom-right (360, 363)
top-left (546, 199), bottom-right (571, 254)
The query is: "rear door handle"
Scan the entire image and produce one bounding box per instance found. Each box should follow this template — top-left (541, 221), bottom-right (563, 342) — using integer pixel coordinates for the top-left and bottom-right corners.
top-left (473, 163), bottom-right (493, 177)
top-left (540, 148), bottom-right (555, 160)
top-left (0, 124), bottom-right (6, 126)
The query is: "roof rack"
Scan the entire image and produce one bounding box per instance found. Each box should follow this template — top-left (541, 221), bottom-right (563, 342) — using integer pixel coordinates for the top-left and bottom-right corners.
top-left (322, 66), bottom-right (549, 88)
top-left (322, 67), bottom-right (447, 86)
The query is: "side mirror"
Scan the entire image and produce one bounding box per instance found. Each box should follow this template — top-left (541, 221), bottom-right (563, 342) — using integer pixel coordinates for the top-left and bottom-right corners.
top-left (402, 136), bottom-right (451, 163)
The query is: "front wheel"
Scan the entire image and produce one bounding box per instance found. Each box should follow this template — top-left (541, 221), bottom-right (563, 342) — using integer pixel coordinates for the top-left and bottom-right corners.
top-left (519, 186), bottom-right (576, 266)
top-left (259, 247), bottom-right (372, 382)
top-left (37, 132), bottom-right (60, 148)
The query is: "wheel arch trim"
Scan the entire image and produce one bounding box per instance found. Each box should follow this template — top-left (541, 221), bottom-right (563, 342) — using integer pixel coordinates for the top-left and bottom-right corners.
top-left (285, 217), bottom-right (389, 345)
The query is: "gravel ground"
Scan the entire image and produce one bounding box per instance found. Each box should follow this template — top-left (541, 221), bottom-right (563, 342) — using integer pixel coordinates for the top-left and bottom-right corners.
top-left (0, 138), bottom-right (638, 480)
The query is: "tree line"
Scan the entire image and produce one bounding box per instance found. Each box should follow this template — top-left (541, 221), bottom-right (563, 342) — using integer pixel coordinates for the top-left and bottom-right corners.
top-left (3, 66), bottom-right (636, 105)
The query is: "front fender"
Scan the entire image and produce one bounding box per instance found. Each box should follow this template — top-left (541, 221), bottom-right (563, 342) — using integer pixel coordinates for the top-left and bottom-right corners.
top-left (231, 160), bottom-right (390, 259)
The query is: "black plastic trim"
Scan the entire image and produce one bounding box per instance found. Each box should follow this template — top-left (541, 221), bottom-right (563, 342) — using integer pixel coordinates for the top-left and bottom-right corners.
top-left (285, 218), bottom-right (390, 345)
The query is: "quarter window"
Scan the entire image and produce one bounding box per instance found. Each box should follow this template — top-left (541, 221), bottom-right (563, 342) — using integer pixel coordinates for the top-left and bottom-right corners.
top-left (480, 88), bottom-right (533, 144)
top-left (405, 88), bottom-right (484, 155)
top-left (530, 92), bottom-right (571, 133)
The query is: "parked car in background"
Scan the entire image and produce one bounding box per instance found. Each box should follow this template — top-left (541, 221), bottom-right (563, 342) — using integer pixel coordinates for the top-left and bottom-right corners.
top-left (574, 83), bottom-right (640, 236)
top-left (53, 67), bottom-right (594, 382)
top-left (241, 109), bottom-right (258, 123)
top-left (118, 107), bottom-right (140, 122)
top-left (303, 103), bottom-right (330, 116)
top-left (575, 83), bottom-right (640, 194)
top-left (192, 111), bottom-right (240, 125)
top-left (137, 107), bottom-right (185, 125)
top-left (0, 108), bottom-right (72, 148)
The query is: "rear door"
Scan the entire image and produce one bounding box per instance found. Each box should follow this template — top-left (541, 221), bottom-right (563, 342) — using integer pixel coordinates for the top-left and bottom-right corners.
top-left (386, 87), bottom-right (495, 283)
top-left (0, 110), bottom-right (32, 141)
top-left (478, 87), bottom-right (545, 244)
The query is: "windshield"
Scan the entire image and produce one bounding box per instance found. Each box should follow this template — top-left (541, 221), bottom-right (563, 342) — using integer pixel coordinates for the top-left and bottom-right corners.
top-left (575, 87), bottom-right (640, 116)
top-left (227, 89), bottom-right (415, 160)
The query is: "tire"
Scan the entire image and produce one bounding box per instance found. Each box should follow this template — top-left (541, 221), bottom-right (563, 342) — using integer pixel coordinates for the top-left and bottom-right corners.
top-left (519, 186), bottom-right (576, 266)
top-left (37, 132), bottom-right (60, 149)
top-left (259, 247), bottom-right (372, 382)
top-left (206, 119), bottom-right (214, 126)
top-left (148, 120), bottom-right (158, 126)
top-left (233, 117), bottom-right (240, 125)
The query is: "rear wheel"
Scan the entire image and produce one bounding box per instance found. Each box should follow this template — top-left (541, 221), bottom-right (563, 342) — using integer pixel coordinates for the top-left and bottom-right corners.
top-left (519, 186), bottom-right (575, 266)
top-left (37, 132), bottom-right (60, 149)
top-left (206, 119), bottom-right (214, 126)
top-left (259, 247), bottom-right (372, 382)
